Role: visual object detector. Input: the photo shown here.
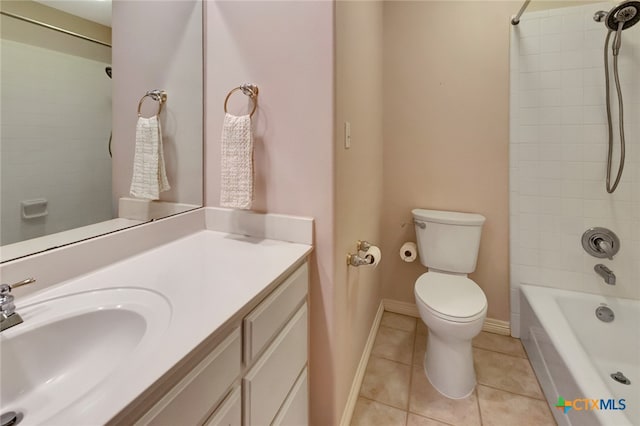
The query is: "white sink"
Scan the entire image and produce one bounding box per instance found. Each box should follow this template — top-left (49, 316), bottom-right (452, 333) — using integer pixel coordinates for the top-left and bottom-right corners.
top-left (0, 287), bottom-right (171, 424)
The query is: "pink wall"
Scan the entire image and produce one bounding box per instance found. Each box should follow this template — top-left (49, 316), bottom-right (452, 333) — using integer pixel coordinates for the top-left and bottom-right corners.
top-left (334, 1), bottom-right (384, 421)
top-left (204, 1), bottom-right (336, 423)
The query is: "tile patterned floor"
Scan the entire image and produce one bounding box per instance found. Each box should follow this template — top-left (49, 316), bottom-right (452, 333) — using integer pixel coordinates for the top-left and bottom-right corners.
top-left (351, 312), bottom-right (557, 426)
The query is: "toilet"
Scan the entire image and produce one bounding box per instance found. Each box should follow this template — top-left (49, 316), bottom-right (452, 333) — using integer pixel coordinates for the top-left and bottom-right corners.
top-left (412, 208), bottom-right (488, 399)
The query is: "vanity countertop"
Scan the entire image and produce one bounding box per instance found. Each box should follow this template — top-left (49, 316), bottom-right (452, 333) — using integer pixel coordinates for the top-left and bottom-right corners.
top-left (8, 229), bottom-right (312, 425)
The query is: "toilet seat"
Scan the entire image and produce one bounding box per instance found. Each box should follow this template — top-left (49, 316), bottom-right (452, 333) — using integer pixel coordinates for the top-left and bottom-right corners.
top-left (415, 272), bottom-right (487, 323)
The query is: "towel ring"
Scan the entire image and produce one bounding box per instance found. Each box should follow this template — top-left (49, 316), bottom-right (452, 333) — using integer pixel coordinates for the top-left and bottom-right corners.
top-left (224, 84), bottom-right (259, 118)
top-left (138, 90), bottom-right (168, 117)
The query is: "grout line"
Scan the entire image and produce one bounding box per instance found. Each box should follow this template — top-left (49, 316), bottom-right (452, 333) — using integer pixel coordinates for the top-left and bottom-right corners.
top-left (371, 325), bottom-right (415, 366)
top-left (471, 342), bottom-right (527, 359)
top-left (476, 383), bottom-right (546, 401)
top-left (474, 347), bottom-right (546, 401)
top-left (406, 411), bottom-right (457, 426)
top-left (476, 386), bottom-right (484, 426)
top-left (358, 395), bottom-right (409, 414)
top-left (405, 317), bottom-right (418, 425)
top-left (473, 345), bottom-right (529, 361)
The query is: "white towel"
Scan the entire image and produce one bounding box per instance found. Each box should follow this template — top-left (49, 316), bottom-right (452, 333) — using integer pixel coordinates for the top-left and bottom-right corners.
top-left (220, 113), bottom-right (253, 209)
top-left (129, 115), bottom-right (170, 200)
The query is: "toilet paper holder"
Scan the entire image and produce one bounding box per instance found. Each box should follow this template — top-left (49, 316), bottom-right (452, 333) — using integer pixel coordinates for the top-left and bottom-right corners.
top-left (347, 253), bottom-right (374, 267)
top-left (347, 240), bottom-right (376, 267)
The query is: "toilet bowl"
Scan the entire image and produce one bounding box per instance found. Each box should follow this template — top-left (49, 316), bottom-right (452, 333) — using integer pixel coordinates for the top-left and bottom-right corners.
top-left (415, 271), bottom-right (487, 398)
top-left (412, 208), bottom-right (488, 399)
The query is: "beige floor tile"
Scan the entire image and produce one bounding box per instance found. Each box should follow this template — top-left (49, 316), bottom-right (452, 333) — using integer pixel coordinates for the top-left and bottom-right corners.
top-left (381, 312), bottom-right (417, 332)
top-left (406, 413), bottom-right (451, 426)
top-left (360, 356), bottom-right (412, 410)
top-left (416, 319), bottom-right (428, 336)
top-left (477, 385), bottom-right (556, 426)
top-left (413, 332), bottom-right (426, 366)
top-left (372, 326), bottom-right (414, 365)
top-left (473, 348), bottom-right (544, 399)
top-left (350, 397), bottom-right (407, 426)
top-left (472, 331), bottom-right (526, 358)
top-left (409, 364), bottom-right (481, 426)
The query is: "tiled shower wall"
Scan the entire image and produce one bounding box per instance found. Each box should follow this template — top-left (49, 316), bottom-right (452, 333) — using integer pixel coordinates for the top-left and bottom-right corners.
top-left (510, 2), bottom-right (640, 336)
top-left (1, 39), bottom-right (112, 245)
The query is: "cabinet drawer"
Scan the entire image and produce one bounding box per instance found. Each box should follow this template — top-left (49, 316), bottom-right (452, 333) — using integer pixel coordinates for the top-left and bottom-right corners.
top-left (137, 328), bottom-right (241, 426)
top-left (244, 262), bottom-right (308, 363)
top-left (204, 385), bottom-right (241, 426)
top-left (243, 303), bottom-right (308, 426)
top-left (272, 367), bottom-right (308, 426)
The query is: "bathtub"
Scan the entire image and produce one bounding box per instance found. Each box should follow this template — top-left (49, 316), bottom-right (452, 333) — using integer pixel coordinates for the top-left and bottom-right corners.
top-left (520, 284), bottom-right (639, 426)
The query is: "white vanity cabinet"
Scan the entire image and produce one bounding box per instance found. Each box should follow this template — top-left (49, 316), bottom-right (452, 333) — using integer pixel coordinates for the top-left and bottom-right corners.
top-left (132, 261), bottom-right (309, 426)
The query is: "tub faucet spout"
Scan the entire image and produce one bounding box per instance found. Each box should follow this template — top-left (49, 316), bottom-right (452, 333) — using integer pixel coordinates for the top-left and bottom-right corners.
top-left (594, 264), bottom-right (616, 285)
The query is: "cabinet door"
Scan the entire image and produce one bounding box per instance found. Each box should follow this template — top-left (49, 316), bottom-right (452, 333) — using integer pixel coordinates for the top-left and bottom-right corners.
top-left (243, 303), bottom-right (308, 426)
top-left (244, 262), bottom-right (308, 363)
top-left (204, 386), bottom-right (241, 426)
top-left (272, 367), bottom-right (308, 426)
top-left (136, 329), bottom-right (241, 426)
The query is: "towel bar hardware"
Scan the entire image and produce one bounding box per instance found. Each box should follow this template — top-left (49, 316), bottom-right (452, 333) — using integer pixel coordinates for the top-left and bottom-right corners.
top-left (224, 84), bottom-right (259, 117)
top-left (138, 90), bottom-right (168, 117)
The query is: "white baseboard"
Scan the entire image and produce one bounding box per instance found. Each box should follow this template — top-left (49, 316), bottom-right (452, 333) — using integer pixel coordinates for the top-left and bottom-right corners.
top-left (339, 301), bottom-right (384, 426)
top-left (383, 299), bottom-right (511, 336)
top-left (484, 318), bottom-right (511, 336)
top-left (382, 298), bottom-right (419, 317)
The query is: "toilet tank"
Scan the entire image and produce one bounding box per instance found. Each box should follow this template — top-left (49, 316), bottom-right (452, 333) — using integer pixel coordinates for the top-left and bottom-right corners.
top-left (412, 209), bottom-right (486, 274)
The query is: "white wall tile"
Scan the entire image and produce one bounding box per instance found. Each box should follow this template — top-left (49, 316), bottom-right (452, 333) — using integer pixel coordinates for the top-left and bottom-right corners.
top-left (520, 90), bottom-right (540, 108)
top-left (539, 70), bottom-right (563, 89)
top-left (562, 51), bottom-right (584, 70)
top-left (539, 125), bottom-right (562, 142)
top-left (562, 87), bottom-right (583, 105)
top-left (540, 89), bottom-right (562, 106)
top-left (562, 106), bottom-right (583, 124)
top-left (519, 126), bottom-right (539, 143)
top-left (520, 36), bottom-right (541, 55)
top-left (562, 69), bottom-right (584, 87)
top-left (519, 19), bottom-right (541, 39)
top-left (562, 14), bottom-right (584, 33)
top-left (520, 72), bottom-right (541, 91)
top-left (541, 15), bottom-right (563, 35)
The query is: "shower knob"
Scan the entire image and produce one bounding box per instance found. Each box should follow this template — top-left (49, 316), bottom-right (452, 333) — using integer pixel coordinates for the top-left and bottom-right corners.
top-left (582, 228), bottom-right (620, 260)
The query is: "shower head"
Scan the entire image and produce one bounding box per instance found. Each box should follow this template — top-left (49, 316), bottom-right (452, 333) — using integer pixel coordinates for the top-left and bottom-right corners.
top-left (105, 66), bottom-right (112, 79)
top-left (605, 0), bottom-right (640, 31)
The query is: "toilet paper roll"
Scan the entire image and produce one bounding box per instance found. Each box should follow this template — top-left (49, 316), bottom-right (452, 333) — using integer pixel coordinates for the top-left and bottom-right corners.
top-left (365, 246), bottom-right (382, 268)
top-left (400, 242), bottom-right (417, 262)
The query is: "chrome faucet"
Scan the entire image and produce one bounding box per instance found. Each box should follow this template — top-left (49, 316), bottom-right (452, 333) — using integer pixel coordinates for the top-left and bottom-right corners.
top-left (0, 278), bottom-right (36, 332)
top-left (594, 264), bottom-right (616, 285)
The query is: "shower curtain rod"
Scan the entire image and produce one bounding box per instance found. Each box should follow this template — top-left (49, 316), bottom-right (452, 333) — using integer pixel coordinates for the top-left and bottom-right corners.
top-left (511, 0), bottom-right (532, 25)
top-left (0, 10), bottom-right (112, 48)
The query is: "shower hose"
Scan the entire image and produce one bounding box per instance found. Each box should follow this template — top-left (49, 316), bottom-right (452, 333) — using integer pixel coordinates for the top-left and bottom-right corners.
top-left (603, 23), bottom-right (627, 193)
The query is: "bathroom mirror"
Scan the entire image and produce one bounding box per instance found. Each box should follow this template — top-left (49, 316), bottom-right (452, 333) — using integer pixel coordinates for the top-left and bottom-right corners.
top-left (0, 0), bottom-right (203, 263)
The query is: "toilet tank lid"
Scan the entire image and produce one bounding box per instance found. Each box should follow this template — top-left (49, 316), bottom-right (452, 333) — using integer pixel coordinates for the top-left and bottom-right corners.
top-left (412, 209), bottom-right (486, 226)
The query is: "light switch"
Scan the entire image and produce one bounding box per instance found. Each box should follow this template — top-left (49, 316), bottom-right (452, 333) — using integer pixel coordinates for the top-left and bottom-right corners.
top-left (344, 122), bottom-right (351, 149)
